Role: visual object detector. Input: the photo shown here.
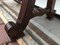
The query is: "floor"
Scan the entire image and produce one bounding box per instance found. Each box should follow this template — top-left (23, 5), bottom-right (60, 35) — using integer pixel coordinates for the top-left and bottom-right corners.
top-left (30, 14), bottom-right (60, 44)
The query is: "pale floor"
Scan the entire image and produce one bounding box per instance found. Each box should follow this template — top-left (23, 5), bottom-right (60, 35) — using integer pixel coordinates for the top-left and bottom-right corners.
top-left (31, 15), bottom-right (60, 44)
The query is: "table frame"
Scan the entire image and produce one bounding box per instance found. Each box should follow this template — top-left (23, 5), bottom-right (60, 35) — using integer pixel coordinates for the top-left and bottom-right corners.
top-left (16, 0), bottom-right (56, 35)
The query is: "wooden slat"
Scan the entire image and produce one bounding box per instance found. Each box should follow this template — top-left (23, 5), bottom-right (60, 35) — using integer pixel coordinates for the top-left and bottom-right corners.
top-left (0, 11), bottom-right (8, 24)
top-left (17, 38), bottom-right (27, 45)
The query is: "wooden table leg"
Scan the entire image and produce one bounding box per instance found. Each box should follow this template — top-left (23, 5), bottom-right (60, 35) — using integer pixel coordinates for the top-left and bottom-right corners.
top-left (46, 0), bottom-right (56, 19)
top-left (16, 0), bottom-right (36, 32)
